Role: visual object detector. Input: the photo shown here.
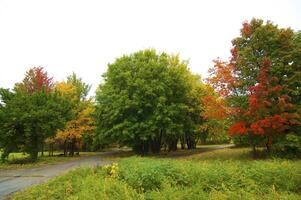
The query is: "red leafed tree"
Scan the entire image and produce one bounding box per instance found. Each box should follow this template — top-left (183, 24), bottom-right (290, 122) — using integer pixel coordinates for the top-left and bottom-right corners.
top-left (229, 58), bottom-right (300, 151)
top-left (15, 67), bottom-right (53, 94)
top-left (228, 121), bottom-right (247, 136)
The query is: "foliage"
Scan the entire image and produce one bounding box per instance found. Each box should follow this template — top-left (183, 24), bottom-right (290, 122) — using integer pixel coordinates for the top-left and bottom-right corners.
top-left (95, 49), bottom-right (204, 154)
top-left (14, 67), bottom-right (54, 94)
top-left (53, 75), bottom-right (94, 156)
top-left (66, 72), bottom-right (91, 101)
top-left (199, 85), bottom-right (230, 144)
top-left (0, 68), bottom-right (72, 161)
top-left (207, 18), bottom-right (301, 153)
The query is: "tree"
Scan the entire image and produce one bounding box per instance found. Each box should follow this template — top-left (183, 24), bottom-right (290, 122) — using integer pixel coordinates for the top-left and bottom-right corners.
top-left (95, 49), bottom-right (201, 154)
top-left (15, 67), bottom-right (53, 94)
top-left (66, 72), bottom-right (91, 101)
top-left (229, 58), bottom-right (300, 153)
top-left (55, 100), bottom-right (95, 155)
top-left (199, 85), bottom-right (229, 144)
top-left (0, 67), bottom-right (72, 161)
top-left (207, 18), bottom-right (301, 153)
top-left (54, 75), bottom-right (94, 156)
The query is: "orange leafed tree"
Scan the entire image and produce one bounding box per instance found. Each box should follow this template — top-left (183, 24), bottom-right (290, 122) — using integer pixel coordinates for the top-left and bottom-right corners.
top-left (199, 84), bottom-right (229, 144)
top-left (202, 95), bottom-right (228, 120)
top-left (56, 103), bottom-right (95, 155)
top-left (207, 59), bottom-right (240, 97)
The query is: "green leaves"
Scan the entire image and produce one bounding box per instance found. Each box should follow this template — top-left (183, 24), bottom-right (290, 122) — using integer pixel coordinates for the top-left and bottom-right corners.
top-left (0, 69), bottom-right (73, 161)
top-left (95, 49), bottom-right (203, 153)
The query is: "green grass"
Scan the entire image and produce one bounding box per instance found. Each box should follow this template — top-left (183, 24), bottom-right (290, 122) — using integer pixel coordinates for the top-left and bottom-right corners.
top-left (0, 151), bottom-right (96, 170)
top-left (11, 147), bottom-right (301, 200)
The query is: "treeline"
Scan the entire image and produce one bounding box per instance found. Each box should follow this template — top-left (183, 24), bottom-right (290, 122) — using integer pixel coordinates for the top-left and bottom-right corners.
top-left (0, 18), bottom-right (300, 161)
top-left (0, 70), bottom-right (95, 161)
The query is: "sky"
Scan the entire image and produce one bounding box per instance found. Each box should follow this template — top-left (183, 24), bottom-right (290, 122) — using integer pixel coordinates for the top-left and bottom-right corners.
top-left (0, 0), bottom-right (300, 95)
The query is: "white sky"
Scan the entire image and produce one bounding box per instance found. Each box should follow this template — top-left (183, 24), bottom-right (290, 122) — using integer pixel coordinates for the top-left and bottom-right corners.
top-left (0, 0), bottom-right (300, 95)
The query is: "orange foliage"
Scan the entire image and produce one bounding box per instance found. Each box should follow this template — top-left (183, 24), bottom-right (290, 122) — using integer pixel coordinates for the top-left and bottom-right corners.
top-left (202, 95), bottom-right (227, 120)
top-left (56, 104), bottom-right (95, 141)
top-left (207, 60), bottom-right (239, 97)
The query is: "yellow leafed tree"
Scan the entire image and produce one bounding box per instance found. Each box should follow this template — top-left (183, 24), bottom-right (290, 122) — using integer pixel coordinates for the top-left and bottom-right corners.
top-left (49, 81), bottom-right (95, 156)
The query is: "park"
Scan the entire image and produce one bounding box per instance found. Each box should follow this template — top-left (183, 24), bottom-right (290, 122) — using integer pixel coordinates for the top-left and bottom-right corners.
top-left (0, 1), bottom-right (300, 200)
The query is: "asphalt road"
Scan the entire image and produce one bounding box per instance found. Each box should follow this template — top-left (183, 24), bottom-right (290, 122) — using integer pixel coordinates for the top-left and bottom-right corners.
top-left (0, 152), bottom-right (115, 200)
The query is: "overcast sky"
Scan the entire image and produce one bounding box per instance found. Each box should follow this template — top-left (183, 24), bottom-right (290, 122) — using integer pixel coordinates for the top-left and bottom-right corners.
top-left (0, 0), bottom-right (300, 94)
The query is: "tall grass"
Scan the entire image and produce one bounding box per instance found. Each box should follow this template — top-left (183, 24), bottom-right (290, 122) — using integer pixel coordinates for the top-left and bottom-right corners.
top-left (12, 155), bottom-right (301, 200)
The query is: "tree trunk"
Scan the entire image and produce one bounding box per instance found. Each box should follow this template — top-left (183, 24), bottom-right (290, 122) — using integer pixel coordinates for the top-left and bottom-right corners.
top-left (168, 138), bottom-right (178, 151)
top-left (266, 136), bottom-right (272, 153)
top-left (150, 139), bottom-right (161, 154)
top-left (133, 140), bottom-right (149, 155)
top-left (180, 135), bottom-right (186, 149)
top-left (51, 143), bottom-right (54, 156)
top-left (77, 141), bottom-right (80, 155)
top-left (186, 134), bottom-right (196, 149)
top-left (30, 135), bottom-right (39, 162)
top-left (70, 139), bottom-right (75, 156)
top-left (150, 130), bottom-right (163, 154)
top-left (41, 142), bottom-right (44, 157)
top-left (63, 140), bottom-right (67, 156)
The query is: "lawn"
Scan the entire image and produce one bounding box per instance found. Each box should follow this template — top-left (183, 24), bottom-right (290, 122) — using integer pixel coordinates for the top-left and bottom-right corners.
top-left (11, 147), bottom-right (301, 200)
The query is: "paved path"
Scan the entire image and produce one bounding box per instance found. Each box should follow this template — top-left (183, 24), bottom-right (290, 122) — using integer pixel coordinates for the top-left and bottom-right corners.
top-left (0, 151), bottom-right (116, 200)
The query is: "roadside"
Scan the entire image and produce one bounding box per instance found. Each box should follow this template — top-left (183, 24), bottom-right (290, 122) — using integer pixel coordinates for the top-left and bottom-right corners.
top-left (0, 151), bottom-right (121, 200)
top-left (0, 145), bottom-right (235, 199)
top-left (0, 152), bottom-right (98, 170)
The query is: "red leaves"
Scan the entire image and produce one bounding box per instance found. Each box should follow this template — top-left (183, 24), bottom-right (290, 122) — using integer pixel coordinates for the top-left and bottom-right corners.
top-left (34, 67), bottom-right (53, 94)
top-left (250, 122), bottom-right (265, 135)
top-left (250, 115), bottom-right (287, 135)
top-left (229, 121), bottom-right (247, 136)
top-left (242, 21), bottom-right (252, 37)
top-left (230, 115), bottom-right (289, 136)
top-left (248, 95), bottom-right (258, 109)
top-left (16, 67), bottom-right (53, 94)
top-left (227, 57), bottom-right (299, 137)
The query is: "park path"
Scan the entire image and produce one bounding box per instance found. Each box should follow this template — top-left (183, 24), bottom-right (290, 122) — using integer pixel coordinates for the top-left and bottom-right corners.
top-left (0, 151), bottom-right (118, 200)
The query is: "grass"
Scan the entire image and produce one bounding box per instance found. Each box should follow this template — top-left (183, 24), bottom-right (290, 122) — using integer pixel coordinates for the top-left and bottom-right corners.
top-left (0, 151), bottom-right (97, 170)
top-left (11, 147), bottom-right (301, 200)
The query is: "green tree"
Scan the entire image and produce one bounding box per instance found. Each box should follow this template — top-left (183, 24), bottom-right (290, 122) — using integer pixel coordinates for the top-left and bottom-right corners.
top-left (0, 67), bottom-right (72, 161)
top-left (67, 72), bottom-right (91, 101)
top-left (95, 49), bottom-right (201, 154)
